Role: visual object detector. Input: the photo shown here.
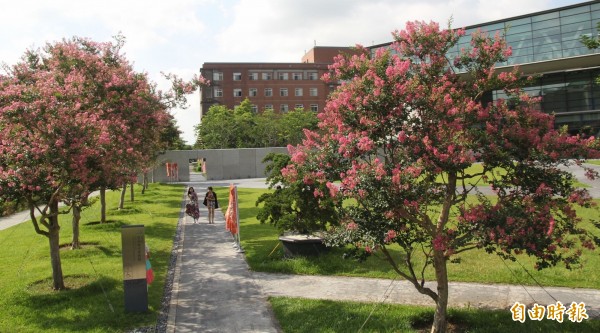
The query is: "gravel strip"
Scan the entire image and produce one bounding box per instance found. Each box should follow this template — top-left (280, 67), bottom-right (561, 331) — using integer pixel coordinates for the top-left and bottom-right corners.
top-left (127, 191), bottom-right (186, 333)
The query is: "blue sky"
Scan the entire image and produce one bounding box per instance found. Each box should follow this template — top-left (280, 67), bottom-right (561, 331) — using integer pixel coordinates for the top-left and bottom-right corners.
top-left (0, 0), bottom-right (586, 144)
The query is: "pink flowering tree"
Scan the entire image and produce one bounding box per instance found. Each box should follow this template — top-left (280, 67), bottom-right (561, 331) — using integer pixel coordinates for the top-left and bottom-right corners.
top-left (286, 21), bottom-right (600, 332)
top-left (0, 38), bottom-right (119, 289)
top-left (0, 36), bottom-right (205, 289)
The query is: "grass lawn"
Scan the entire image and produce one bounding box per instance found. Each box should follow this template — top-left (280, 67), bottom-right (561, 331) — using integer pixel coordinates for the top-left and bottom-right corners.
top-left (586, 160), bottom-right (600, 166)
top-left (444, 163), bottom-right (590, 188)
top-left (0, 183), bottom-right (184, 333)
top-left (269, 297), bottom-right (600, 332)
top-left (2, 183), bottom-right (595, 332)
top-left (225, 187), bottom-right (600, 290)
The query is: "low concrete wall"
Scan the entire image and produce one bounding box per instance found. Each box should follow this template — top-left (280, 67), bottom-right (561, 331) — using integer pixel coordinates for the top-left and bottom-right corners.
top-left (146, 147), bottom-right (289, 182)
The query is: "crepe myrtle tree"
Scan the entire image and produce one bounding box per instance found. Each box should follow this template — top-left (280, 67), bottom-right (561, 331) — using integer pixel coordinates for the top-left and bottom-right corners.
top-left (0, 38), bottom-right (117, 289)
top-left (285, 21), bottom-right (600, 332)
top-left (0, 36), bottom-right (207, 290)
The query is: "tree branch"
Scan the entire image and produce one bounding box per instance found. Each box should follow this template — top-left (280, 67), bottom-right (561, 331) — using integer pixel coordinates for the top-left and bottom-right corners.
top-left (381, 246), bottom-right (439, 302)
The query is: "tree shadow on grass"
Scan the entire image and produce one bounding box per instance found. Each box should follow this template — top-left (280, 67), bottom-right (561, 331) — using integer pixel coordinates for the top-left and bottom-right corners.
top-left (243, 236), bottom-right (400, 276)
top-left (20, 274), bottom-right (154, 332)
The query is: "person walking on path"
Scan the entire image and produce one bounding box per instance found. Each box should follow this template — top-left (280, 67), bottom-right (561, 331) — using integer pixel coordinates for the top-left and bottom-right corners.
top-left (203, 186), bottom-right (219, 224)
top-left (185, 187), bottom-right (200, 223)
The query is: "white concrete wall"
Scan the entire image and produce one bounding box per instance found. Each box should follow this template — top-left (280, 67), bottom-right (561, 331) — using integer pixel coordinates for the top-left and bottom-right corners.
top-left (146, 147), bottom-right (289, 182)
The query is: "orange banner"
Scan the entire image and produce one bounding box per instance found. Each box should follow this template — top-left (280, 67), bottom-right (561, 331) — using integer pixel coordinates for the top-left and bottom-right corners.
top-left (225, 185), bottom-right (238, 235)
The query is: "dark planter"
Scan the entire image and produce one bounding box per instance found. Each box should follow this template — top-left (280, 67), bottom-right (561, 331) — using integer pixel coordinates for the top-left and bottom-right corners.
top-left (278, 234), bottom-right (328, 257)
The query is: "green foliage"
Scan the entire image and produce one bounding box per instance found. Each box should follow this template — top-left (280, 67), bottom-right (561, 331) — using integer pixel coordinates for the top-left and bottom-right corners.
top-left (0, 198), bottom-right (26, 216)
top-left (160, 116), bottom-right (188, 150)
top-left (581, 22), bottom-right (600, 50)
top-left (195, 99), bottom-right (318, 148)
top-left (255, 153), bottom-right (339, 234)
top-left (196, 104), bottom-right (237, 148)
top-left (581, 22), bottom-right (600, 84)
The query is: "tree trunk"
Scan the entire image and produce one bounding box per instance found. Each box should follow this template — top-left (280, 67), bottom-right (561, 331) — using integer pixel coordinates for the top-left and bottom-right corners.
top-left (100, 187), bottom-right (107, 223)
top-left (71, 203), bottom-right (81, 250)
top-left (130, 181), bottom-right (134, 202)
top-left (48, 200), bottom-right (65, 290)
top-left (431, 251), bottom-right (449, 333)
top-left (142, 172), bottom-right (148, 194)
top-left (119, 183), bottom-right (126, 209)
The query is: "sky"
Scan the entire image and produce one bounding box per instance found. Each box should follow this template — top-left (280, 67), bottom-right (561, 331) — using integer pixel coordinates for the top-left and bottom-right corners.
top-left (0, 0), bottom-right (587, 144)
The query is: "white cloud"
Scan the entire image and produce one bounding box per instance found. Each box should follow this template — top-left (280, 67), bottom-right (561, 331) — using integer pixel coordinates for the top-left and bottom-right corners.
top-left (0, 0), bottom-right (587, 144)
top-left (215, 0), bottom-right (582, 62)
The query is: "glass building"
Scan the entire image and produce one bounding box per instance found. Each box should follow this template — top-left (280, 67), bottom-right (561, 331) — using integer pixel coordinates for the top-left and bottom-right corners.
top-left (372, 1), bottom-right (600, 135)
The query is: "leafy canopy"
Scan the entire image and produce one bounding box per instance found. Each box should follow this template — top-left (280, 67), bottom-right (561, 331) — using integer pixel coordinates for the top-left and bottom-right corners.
top-left (196, 98), bottom-right (318, 149)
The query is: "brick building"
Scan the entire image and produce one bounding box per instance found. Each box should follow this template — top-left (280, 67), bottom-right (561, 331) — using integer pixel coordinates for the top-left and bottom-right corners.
top-left (199, 46), bottom-right (357, 118)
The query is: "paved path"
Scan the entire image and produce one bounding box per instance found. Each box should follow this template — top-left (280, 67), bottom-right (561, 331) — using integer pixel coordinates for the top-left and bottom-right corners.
top-left (167, 183), bottom-right (280, 332)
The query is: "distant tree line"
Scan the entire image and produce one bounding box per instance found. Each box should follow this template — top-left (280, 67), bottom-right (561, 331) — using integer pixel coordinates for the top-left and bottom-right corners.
top-left (194, 98), bottom-right (319, 149)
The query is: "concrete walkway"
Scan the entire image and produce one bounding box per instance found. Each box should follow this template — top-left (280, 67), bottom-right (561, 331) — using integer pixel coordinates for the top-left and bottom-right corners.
top-left (167, 183), bottom-right (280, 332)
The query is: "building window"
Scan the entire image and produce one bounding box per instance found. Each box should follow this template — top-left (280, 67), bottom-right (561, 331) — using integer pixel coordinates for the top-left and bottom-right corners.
top-left (280, 88), bottom-right (288, 97)
top-left (249, 73), bottom-right (258, 80)
top-left (233, 89), bottom-right (242, 97)
top-left (264, 104), bottom-right (273, 110)
top-left (295, 104), bottom-right (304, 110)
top-left (310, 104), bottom-right (318, 112)
top-left (278, 72), bottom-right (289, 80)
top-left (262, 72), bottom-right (272, 80)
top-left (233, 73), bottom-right (242, 81)
top-left (249, 88), bottom-right (257, 97)
top-left (213, 72), bottom-right (223, 81)
top-left (265, 88), bottom-right (273, 97)
top-left (308, 72), bottom-right (318, 80)
top-left (295, 88), bottom-right (303, 96)
top-left (309, 88), bottom-right (318, 96)
top-left (292, 72), bottom-right (303, 80)
top-left (214, 88), bottom-right (223, 97)
top-left (280, 104), bottom-right (289, 112)
top-left (251, 105), bottom-right (258, 113)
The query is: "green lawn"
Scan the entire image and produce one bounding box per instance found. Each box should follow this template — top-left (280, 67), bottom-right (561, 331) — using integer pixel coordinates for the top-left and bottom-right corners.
top-left (228, 187), bottom-right (600, 289)
top-left (2, 184), bottom-right (597, 332)
top-left (444, 163), bottom-right (590, 188)
top-left (270, 297), bottom-right (600, 333)
top-left (0, 183), bottom-right (184, 333)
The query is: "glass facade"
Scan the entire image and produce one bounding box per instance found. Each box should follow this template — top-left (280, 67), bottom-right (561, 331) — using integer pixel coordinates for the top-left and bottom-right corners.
top-left (490, 68), bottom-right (600, 133)
top-left (446, 2), bottom-right (600, 65)
top-left (371, 1), bottom-right (600, 134)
